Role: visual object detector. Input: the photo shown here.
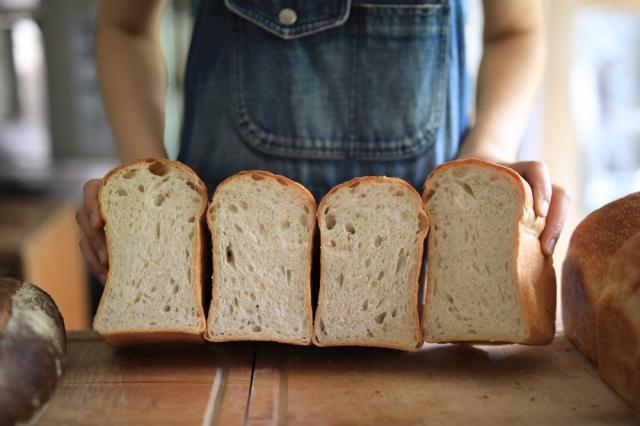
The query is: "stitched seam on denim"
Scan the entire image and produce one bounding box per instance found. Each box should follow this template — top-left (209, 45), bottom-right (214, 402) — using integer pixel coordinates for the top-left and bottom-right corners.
top-left (230, 7), bottom-right (450, 160)
top-left (353, 3), bottom-right (444, 9)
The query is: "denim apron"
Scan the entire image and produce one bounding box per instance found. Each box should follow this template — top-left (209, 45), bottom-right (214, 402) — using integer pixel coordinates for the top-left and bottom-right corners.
top-left (178, 0), bottom-right (470, 202)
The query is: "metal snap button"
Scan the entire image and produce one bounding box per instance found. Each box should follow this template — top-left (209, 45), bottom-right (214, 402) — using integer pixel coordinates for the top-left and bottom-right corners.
top-left (278, 8), bottom-right (297, 26)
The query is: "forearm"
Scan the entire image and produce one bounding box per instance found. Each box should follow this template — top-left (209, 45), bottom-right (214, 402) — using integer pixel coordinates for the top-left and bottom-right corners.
top-left (460, 1), bottom-right (546, 163)
top-left (96, 0), bottom-right (168, 162)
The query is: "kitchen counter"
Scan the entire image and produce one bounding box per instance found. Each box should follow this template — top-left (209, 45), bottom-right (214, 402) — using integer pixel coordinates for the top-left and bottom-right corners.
top-left (38, 331), bottom-right (636, 425)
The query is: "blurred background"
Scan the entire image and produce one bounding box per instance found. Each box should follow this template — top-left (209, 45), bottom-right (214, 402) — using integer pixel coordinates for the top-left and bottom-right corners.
top-left (0, 0), bottom-right (638, 330)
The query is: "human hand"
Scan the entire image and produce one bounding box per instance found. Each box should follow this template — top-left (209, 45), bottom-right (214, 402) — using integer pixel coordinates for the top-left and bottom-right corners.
top-left (75, 179), bottom-right (108, 285)
top-left (498, 161), bottom-right (570, 256)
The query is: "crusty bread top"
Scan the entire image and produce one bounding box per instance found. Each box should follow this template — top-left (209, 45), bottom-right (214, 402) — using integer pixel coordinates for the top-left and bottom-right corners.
top-left (423, 158), bottom-right (543, 235)
top-left (564, 192), bottom-right (640, 302)
top-left (212, 170), bottom-right (316, 209)
top-left (101, 158), bottom-right (207, 200)
top-left (317, 175), bottom-right (427, 225)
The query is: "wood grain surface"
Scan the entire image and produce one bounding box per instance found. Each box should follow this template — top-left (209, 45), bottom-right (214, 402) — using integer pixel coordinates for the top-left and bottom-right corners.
top-left (246, 336), bottom-right (636, 426)
top-left (38, 332), bottom-right (254, 426)
top-left (38, 332), bottom-right (636, 425)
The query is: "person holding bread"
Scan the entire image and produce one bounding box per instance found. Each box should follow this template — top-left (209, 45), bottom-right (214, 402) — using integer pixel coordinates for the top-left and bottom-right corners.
top-left (77, 0), bottom-right (569, 285)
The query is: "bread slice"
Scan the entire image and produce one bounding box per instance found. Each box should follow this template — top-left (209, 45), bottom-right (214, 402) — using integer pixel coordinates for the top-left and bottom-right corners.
top-left (205, 171), bottom-right (316, 345)
top-left (93, 159), bottom-right (208, 344)
top-left (313, 177), bottom-right (428, 351)
top-left (422, 158), bottom-right (556, 344)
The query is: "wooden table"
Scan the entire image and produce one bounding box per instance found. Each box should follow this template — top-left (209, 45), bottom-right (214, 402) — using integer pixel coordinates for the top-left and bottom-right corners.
top-left (39, 332), bottom-right (636, 425)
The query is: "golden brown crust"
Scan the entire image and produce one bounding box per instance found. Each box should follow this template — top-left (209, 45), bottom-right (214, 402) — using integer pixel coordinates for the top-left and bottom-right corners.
top-left (95, 158), bottom-right (208, 345)
top-left (562, 192), bottom-right (640, 362)
top-left (313, 176), bottom-right (428, 351)
top-left (205, 170), bottom-right (317, 345)
top-left (422, 158), bottom-right (555, 345)
top-left (595, 233), bottom-right (640, 414)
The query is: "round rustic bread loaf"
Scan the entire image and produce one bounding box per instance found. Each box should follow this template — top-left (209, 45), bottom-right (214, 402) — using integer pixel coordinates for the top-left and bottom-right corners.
top-left (0, 277), bottom-right (66, 425)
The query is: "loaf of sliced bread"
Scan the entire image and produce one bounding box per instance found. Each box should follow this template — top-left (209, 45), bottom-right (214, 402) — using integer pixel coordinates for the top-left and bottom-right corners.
top-left (313, 177), bottom-right (429, 351)
top-left (93, 159), bottom-right (208, 344)
top-left (205, 171), bottom-right (316, 345)
top-left (422, 158), bottom-right (556, 344)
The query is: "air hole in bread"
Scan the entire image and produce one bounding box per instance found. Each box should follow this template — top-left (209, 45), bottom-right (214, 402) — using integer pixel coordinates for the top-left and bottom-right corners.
top-left (249, 292), bottom-right (256, 301)
top-left (123, 169), bottom-right (137, 179)
top-left (259, 223), bottom-right (267, 236)
top-left (338, 274), bottom-right (344, 288)
top-left (247, 264), bottom-right (254, 273)
top-left (374, 236), bottom-right (383, 247)
top-left (324, 207), bottom-right (330, 215)
top-left (395, 248), bottom-right (406, 275)
top-left (367, 329), bottom-right (374, 337)
top-left (293, 326), bottom-right (299, 333)
top-left (299, 214), bottom-right (307, 227)
top-left (233, 297), bottom-right (239, 307)
top-left (154, 193), bottom-right (166, 206)
top-left (391, 308), bottom-right (397, 318)
top-left (134, 293), bottom-right (142, 303)
top-left (394, 190), bottom-right (404, 197)
top-left (330, 240), bottom-right (337, 247)
top-left (319, 320), bottom-right (326, 335)
top-left (187, 216), bottom-right (195, 223)
top-left (137, 185), bottom-right (144, 193)
top-left (456, 181), bottom-right (475, 197)
top-left (374, 312), bottom-right (387, 324)
top-left (377, 270), bottom-right (385, 280)
top-left (225, 244), bottom-right (235, 267)
top-left (365, 258), bottom-right (371, 267)
top-left (234, 224), bottom-right (244, 233)
top-left (185, 249), bottom-right (190, 259)
top-left (445, 293), bottom-right (454, 304)
top-left (148, 161), bottom-right (169, 176)
top-left (358, 241), bottom-right (363, 249)
top-left (286, 269), bottom-right (292, 285)
top-left (253, 325), bottom-right (262, 332)
top-left (281, 220), bottom-right (290, 230)
top-left (345, 223), bottom-right (355, 234)
top-left (172, 284), bottom-right (179, 294)
top-left (363, 300), bottom-right (369, 311)
top-left (304, 205), bottom-right (310, 214)
top-left (325, 214), bottom-right (336, 230)
top-left (116, 189), bottom-right (128, 196)
top-left (229, 204), bottom-right (238, 213)
top-left (156, 223), bottom-right (161, 239)
top-left (164, 305), bottom-right (171, 312)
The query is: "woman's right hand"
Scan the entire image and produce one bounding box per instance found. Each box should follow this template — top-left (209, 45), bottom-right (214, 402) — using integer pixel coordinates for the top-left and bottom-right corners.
top-left (76, 179), bottom-right (108, 285)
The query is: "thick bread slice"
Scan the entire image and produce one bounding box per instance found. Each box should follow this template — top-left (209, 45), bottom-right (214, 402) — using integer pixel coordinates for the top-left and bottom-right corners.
top-left (596, 233), bottom-right (640, 414)
top-left (93, 159), bottom-right (207, 344)
top-left (205, 171), bottom-right (316, 345)
top-left (562, 192), bottom-right (640, 362)
top-left (313, 177), bottom-right (428, 351)
top-left (422, 158), bottom-right (556, 344)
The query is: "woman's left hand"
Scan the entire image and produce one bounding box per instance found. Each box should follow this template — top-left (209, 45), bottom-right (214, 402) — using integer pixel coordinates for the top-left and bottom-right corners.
top-left (502, 161), bottom-right (571, 256)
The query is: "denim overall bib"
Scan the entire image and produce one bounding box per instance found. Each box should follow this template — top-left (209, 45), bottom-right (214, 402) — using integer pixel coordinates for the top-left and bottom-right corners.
top-left (178, 0), bottom-right (470, 201)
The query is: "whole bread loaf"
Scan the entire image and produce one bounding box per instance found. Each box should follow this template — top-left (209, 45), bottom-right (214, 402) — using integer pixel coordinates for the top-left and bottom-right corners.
top-left (562, 192), bottom-right (640, 413)
top-left (93, 159), bottom-right (208, 344)
top-left (422, 158), bottom-right (556, 344)
top-left (0, 277), bottom-right (66, 425)
top-left (562, 192), bottom-right (640, 362)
